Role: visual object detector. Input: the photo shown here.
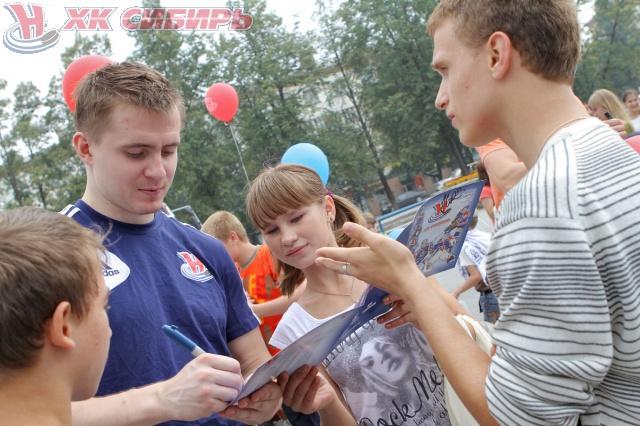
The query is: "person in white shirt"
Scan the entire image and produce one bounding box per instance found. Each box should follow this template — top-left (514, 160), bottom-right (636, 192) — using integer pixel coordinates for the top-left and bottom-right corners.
top-left (450, 215), bottom-right (498, 323)
top-left (246, 164), bottom-right (459, 426)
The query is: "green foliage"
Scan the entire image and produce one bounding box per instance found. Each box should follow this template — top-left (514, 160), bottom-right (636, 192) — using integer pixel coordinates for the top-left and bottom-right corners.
top-left (316, 0), bottom-right (472, 198)
top-left (574, 0), bottom-right (640, 100)
top-left (0, 34), bottom-right (113, 210)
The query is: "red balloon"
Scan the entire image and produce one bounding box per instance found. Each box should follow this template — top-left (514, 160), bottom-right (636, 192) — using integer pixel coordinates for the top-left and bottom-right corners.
top-left (204, 83), bottom-right (239, 123)
top-left (62, 55), bottom-right (112, 112)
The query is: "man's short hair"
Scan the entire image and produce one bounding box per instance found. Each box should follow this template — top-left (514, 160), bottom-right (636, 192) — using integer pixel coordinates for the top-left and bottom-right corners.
top-left (201, 211), bottom-right (248, 242)
top-left (427, 0), bottom-right (580, 83)
top-left (0, 208), bottom-right (105, 370)
top-left (74, 61), bottom-right (185, 138)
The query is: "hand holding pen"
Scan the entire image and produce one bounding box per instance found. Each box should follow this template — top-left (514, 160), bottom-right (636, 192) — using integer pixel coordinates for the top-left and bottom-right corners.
top-left (161, 324), bottom-right (283, 424)
top-left (157, 324), bottom-right (244, 420)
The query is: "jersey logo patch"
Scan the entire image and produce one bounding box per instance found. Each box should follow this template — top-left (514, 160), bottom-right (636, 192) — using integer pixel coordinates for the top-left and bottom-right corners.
top-left (101, 250), bottom-right (130, 290)
top-left (177, 251), bottom-right (214, 283)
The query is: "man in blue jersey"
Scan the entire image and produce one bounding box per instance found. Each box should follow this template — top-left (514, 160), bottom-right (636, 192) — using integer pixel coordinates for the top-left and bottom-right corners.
top-left (65, 61), bottom-right (282, 425)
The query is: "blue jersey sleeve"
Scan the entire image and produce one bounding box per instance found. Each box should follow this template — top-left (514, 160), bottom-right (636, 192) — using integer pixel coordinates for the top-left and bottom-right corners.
top-left (217, 246), bottom-right (260, 342)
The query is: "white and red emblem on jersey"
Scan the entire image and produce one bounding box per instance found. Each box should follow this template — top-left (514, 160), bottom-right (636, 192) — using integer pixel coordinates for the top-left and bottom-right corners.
top-left (176, 251), bottom-right (213, 283)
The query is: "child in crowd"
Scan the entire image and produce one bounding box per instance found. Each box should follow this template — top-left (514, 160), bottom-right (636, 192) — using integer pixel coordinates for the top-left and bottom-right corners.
top-left (451, 215), bottom-right (498, 323)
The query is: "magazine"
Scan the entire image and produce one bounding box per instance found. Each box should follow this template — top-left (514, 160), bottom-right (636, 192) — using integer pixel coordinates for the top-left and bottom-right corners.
top-left (235, 179), bottom-right (484, 401)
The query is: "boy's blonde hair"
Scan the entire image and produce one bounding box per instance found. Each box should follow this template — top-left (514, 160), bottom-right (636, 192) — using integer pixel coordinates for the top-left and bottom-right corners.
top-left (427, 0), bottom-right (580, 83)
top-left (201, 211), bottom-right (248, 242)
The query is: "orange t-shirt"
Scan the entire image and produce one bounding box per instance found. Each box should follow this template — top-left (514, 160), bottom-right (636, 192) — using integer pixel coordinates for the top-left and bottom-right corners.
top-left (476, 139), bottom-right (510, 207)
top-left (480, 184), bottom-right (493, 201)
top-left (239, 245), bottom-right (282, 354)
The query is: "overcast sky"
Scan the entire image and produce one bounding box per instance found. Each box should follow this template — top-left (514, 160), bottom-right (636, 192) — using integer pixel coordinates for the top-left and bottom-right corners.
top-left (0, 1), bottom-right (594, 100)
top-left (0, 0), bottom-right (319, 98)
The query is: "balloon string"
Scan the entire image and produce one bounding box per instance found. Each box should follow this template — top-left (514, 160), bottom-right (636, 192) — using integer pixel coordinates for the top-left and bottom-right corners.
top-left (227, 123), bottom-right (251, 185)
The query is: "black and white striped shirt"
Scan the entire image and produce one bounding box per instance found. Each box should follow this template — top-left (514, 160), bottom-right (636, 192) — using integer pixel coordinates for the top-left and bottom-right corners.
top-left (485, 118), bottom-right (640, 425)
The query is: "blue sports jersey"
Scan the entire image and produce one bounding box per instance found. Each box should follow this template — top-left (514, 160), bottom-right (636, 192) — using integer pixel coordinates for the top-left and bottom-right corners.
top-left (63, 200), bottom-right (259, 426)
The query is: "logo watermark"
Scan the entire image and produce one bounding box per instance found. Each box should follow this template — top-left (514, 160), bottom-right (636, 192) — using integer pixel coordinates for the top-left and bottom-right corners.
top-left (3, 3), bottom-right (253, 54)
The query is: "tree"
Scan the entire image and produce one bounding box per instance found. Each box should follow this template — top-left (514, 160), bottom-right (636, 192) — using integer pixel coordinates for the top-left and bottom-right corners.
top-left (318, 21), bottom-right (399, 209)
top-left (11, 82), bottom-right (50, 207)
top-left (9, 1), bottom-right (635, 216)
top-left (574, 0), bottom-right (640, 99)
top-left (215, 0), bottom-right (319, 175)
top-left (315, 0), bottom-right (472, 210)
top-left (0, 33), bottom-right (113, 210)
top-left (0, 80), bottom-right (25, 207)
top-left (0, 79), bottom-right (30, 207)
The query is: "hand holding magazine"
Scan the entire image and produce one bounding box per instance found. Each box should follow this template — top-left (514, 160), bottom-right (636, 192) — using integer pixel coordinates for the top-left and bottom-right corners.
top-left (235, 180), bottom-right (484, 402)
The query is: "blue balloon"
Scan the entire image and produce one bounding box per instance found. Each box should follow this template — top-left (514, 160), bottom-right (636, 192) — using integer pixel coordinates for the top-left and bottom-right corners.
top-left (281, 143), bottom-right (330, 185)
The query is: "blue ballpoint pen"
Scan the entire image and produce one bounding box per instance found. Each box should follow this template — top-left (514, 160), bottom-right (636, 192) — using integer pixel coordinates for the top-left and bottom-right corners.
top-left (162, 324), bottom-right (205, 357)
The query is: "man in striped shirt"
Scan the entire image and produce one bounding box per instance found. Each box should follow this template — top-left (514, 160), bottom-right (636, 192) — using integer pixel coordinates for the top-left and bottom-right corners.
top-left (315, 1), bottom-right (640, 424)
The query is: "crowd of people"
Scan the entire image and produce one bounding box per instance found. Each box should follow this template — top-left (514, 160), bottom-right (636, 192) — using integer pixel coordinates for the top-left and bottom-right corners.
top-left (1, 1), bottom-right (639, 425)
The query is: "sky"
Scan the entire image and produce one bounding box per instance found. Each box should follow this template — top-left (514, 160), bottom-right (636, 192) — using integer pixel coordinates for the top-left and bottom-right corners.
top-left (0, 0), bottom-right (594, 100)
top-left (0, 0), bottom-right (319, 98)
